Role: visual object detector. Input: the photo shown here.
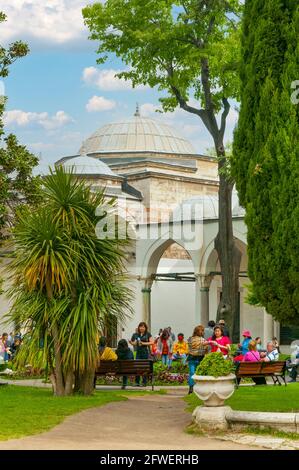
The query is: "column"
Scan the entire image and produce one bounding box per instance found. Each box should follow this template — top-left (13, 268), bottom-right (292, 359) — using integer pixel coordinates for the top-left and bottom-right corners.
top-left (263, 308), bottom-right (274, 346)
top-left (273, 321), bottom-right (280, 341)
top-left (141, 279), bottom-right (153, 331)
top-left (195, 274), bottom-right (212, 326)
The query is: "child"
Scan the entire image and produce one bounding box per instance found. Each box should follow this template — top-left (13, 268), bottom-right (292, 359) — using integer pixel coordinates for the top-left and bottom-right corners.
top-left (172, 333), bottom-right (188, 365)
top-left (116, 339), bottom-right (134, 389)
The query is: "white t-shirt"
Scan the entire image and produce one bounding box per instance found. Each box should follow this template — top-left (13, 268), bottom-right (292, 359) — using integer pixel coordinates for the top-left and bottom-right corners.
top-left (266, 348), bottom-right (279, 361)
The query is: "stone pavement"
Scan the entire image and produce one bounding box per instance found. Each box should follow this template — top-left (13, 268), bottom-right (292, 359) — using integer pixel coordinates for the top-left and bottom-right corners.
top-left (218, 433), bottom-right (299, 450)
top-left (0, 391), bottom-right (259, 450)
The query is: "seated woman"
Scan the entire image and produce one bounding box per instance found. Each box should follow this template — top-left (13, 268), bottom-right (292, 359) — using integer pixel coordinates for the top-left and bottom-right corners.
top-left (242, 340), bottom-right (260, 362)
top-left (234, 330), bottom-right (253, 362)
top-left (94, 337), bottom-right (117, 388)
top-left (98, 337), bottom-right (117, 361)
top-left (255, 337), bottom-right (264, 352)
top-left (116, 339), bottom-right (134, 390)
top-left (242, 339), bottom-right (266, 386)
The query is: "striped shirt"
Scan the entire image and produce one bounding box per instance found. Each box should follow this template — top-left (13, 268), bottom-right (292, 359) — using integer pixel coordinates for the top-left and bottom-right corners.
top-left (187, 336), bottom-right (207, 357)
top-left (265, 348), bottom-right (279, 361)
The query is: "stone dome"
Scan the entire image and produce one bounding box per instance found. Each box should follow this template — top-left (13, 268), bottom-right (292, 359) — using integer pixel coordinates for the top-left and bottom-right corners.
top-left (62, 155), bottom-right (118, 177)
top-left (171, 191), bottom-right (244, 221)
top-left (79, 112), bottom-right (195, 155)
top-left (171, 195), bottom-right (218, 222)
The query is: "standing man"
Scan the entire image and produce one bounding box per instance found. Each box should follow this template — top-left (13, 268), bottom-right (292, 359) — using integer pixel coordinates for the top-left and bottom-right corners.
top-left (167, 327), bottom-right (175, 342)
top-left (204, 320), bottom-right (215, 340)
top-left (218, 319), bottom-right (230, 338)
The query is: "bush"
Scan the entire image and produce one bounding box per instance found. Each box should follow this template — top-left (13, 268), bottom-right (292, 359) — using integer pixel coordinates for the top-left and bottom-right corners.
top-left (195, 352), bottom-right (235, 378)
top-left (153, 360), bottom-right (188, 375)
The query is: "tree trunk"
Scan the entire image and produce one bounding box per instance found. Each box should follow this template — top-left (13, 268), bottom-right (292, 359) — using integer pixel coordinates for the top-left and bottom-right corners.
top-left (215, 170), bottom-right (242, 342)
top-left (77, 368), bottom-right (96, 396)
top-left (73, 368), bottom-right (81, 393)
top-left (49, 372), bottom-right (57, 395)
top-left (52, 323), bottom-right (65, 396)
top-left (64, 369), bottom-right (74, 395)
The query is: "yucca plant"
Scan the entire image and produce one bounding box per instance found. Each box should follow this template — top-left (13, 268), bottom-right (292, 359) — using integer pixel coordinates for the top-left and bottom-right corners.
top-left (7, 167), bottom-right (132, 395)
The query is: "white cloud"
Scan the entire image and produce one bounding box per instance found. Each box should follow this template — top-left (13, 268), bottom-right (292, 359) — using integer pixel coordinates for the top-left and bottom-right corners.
top-left (28, 142), bottom-right (55, 152)
top-left (226, 107), bottom-right (239, 126)
top-left (140, 101), bottom-right (195, 122)
top-left (86, 96), bottom-right (116, 112)
top-left (0, 1), bottom-right (100, 46)
top-left (82, 67), bottom-right (147, 91)
top-left (4, 109), bottom-right (73, 130)
top-left (140, 103), bottom-right (161, 117)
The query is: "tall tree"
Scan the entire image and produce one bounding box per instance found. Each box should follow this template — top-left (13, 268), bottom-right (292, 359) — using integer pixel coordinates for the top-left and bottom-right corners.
top-left (0, 11), bottom-right (40, 241)
top-left (9, 168), bottom-right (132, 396)
top-left (232, 0), bottom-right (299, 324)
top-left (83, 0), bottom-right (243, 339)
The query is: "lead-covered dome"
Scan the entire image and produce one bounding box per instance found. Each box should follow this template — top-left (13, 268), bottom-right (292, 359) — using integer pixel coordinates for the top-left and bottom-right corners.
top-left (62, 155), bottom-right (117, 176)
top-left (79, 112), bottom-right (195, 155)
top-left (171, 191), bottom-right (245, 221)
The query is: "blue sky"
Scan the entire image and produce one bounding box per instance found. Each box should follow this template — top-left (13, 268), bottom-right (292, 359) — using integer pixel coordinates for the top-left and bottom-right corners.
top-left (1, 1), bottom-right (238, 170)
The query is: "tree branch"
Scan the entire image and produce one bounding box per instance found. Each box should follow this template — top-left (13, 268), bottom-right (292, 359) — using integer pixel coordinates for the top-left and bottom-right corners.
top-left (165, 63), bottom-right (212, 132)
top-left (220, 97), bottom-right (230, 141)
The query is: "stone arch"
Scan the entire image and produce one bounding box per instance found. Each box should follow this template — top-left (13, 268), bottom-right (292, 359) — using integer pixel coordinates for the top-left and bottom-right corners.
top-left (200, 233), bottom-right (248, 276)
top-left (138, 228), bottom-right (199, 333)
top-left (141, 231), bottom-right (197, 280)
top-left (200, 240), bottom-right (219, 275)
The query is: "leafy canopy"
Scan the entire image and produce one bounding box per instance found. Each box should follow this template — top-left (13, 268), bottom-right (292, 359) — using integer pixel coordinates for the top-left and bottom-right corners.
top-left (9, 167), bottom-right (132, 374)
top-left (83, 0), bottom-right (242, 135)
top-left (232, 0), bottom-right (299, 324)
top-left (0, 11), bottom-right (40, 240)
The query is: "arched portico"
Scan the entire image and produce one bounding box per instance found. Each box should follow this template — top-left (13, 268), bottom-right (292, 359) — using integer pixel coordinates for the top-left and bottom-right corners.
top-left (136, 220), bottom-right (202, 331)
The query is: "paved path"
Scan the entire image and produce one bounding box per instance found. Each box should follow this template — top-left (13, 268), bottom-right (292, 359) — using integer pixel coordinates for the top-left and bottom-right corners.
top-left (0, 391), bottom-right (259, 450)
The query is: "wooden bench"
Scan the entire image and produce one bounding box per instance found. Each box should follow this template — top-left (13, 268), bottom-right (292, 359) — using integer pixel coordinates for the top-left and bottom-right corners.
top-left (235, 361), bottom-right (287, 387)
top-left (95, 360), bottom-right (154, 390)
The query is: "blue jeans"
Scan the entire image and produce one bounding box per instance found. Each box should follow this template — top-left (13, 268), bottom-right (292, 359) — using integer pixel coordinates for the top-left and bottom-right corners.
top-left (162, 354), bottom-right (171, 367)
top-left (188, 357), bottom-right (203, 387)
top-left (135, 353), bottom-right (148, 385)
top-left (172, 353), bottom-right (187, 365)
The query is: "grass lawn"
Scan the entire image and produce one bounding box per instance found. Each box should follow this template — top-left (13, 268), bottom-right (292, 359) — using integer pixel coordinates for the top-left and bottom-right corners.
top-left (185, 382), bottom-right (299, 413)
top-left (0, 385), bottom-right (158, 441)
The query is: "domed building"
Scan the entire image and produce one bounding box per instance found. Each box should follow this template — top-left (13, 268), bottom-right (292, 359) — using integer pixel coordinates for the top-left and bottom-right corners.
top-left (56, 107), bottom-right (281, 348)
top-left (79, 108), bottom-right (195, 155)
top-left (0, 108), bottom-right (281, 351)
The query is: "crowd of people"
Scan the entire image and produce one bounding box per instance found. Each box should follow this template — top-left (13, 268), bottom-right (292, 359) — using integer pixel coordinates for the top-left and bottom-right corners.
top-left (97, 320), bottom-right (297, 392)
top-left (1, 322), bottom-right (298, 388)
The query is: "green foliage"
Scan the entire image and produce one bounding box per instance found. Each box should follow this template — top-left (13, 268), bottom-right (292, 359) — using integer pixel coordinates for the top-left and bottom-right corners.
top-left (82, 1), bottom-right (242, 152)
top-left (7, 167), bottom-right (133, 394)
top-left (195, 352), bottom-right (234, 377)
top-left (232, 1), bottom-right (299, 324)
top-left (0, 11), bottom-right (40, 241)
top-left (0, 12), bottom-right (29, 79)
top-left (244, 283), bottom-right (262, 306)
top-left (0, 386), bottom-right (128, 441)
top-left (228, 343), bottom-right (239, 357)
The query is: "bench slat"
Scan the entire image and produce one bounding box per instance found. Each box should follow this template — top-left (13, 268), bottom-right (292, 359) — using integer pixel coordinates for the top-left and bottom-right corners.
top-left (237, 361), bottom-right (286, 378)
top-left (95, 360), bottom-right (153, 376)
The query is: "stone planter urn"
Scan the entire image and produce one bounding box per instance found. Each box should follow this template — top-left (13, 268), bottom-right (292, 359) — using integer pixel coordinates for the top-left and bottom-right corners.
top-left (192, 373), bottom-right (236, 406)
top-left (192, 374), bottom-right (236, 431)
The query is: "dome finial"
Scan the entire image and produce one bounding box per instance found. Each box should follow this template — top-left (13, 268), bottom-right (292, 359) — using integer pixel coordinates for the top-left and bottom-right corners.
top-left (134, 103), bottom-right (140, 117)
top-left (80, 142), bottom-right (87, 156)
